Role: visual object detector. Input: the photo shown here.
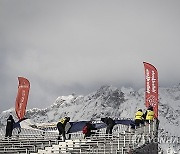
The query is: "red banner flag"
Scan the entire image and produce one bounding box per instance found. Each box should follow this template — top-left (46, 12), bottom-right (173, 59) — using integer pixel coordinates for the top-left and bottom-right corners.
top-left (15, 77), bottom-right (30, 120)
top-left (143, 62), bottom-right (158, 118)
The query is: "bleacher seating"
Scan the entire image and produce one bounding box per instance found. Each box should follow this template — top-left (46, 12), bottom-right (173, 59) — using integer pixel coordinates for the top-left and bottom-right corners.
top-left (0, 120), bottom-right (158, 154)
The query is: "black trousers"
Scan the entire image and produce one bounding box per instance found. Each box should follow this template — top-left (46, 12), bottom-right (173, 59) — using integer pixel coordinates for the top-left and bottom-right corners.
top-left (106, 125), bottom-right (114, 134)
top-left (57, 122), bottom-right (65, 141)
top-left (5, 128), bottom-right (13, 137)
top-left (135, 119), bottom-right (144, 126)
top-left (84, 132), bottom-right (95, 139)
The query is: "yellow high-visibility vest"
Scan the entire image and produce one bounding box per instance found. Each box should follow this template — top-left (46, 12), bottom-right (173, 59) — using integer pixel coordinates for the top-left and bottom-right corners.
top-left (146, 110), bottom-right (154, 120)
top-left (135, 111), bottom-right (144, 120)
top-left (59, 118), bottom-right (66, 124)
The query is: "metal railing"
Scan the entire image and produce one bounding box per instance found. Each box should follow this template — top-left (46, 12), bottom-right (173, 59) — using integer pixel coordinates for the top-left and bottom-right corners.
top-left (0, 119), bottom-right (158, 154)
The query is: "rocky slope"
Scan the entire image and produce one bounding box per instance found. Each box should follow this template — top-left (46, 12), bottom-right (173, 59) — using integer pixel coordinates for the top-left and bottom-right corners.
top-left (1, 85), bottom-right (180, 153)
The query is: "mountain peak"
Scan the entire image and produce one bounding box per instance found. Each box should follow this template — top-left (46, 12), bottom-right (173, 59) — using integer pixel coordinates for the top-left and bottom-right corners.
top-left (98, 85), bottom-right (117, 91)
top-left (0, 85), bottom-right (180, 153)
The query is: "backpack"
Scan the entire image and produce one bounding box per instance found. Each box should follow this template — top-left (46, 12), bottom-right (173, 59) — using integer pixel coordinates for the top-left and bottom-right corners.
top-left (82, 125), bottom-right (88, 134)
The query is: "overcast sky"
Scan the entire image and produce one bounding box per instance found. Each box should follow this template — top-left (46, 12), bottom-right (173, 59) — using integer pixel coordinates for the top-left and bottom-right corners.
top-left (0, 0), bottom-right (180, 113)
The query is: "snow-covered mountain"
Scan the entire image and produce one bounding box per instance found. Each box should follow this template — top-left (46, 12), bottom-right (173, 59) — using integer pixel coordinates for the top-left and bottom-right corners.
top-left (1, 85), bottom-right (180, 153)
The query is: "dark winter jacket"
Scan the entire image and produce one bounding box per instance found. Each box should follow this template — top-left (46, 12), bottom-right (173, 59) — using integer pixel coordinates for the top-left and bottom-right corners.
top-left (57, 117), bottom-right (70, 129)
top-left (6, 115), bottom-right (15, 130)
top-left (101, 117), bottom-right (115, 127)
top-left (85, 122), bottom-right (96, 134)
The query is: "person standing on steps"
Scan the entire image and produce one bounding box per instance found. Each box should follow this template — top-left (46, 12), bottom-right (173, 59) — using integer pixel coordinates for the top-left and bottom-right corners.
top-left (144, 106), bottom-right (155, 123)
top-left (134, 109), bottom-right (145, 127)
top-left (101, 117), bottom-right (115, 134)
top-left (5, 115), bottom-right (15, 138)
top-left (83, 121), bottom-right (97, 139)
top-left (57, 117), bottom-right (70, 141)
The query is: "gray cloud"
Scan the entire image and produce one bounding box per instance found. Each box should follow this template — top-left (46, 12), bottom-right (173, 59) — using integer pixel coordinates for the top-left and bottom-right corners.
top-left (0, 0), bottom-right (180, 112)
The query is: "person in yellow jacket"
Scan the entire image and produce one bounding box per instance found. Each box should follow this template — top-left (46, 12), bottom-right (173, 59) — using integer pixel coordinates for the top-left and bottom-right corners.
top-left (57, 117), bottom-right (70, 141)
top-left (144, 106), bottom-right (155, 123)
top-left (134, 109), bottom-right (145, 127)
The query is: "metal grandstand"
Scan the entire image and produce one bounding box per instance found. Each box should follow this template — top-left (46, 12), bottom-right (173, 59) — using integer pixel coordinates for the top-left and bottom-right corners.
top-left (0, 120), bottom-right (158, 154)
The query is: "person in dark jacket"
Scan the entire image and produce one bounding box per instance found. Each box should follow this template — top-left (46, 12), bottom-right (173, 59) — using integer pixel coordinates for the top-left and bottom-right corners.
top-left (83, 121), bottom-right (97, 139)
top-left (57, 117), bottom-right (70, 141)
top-left (101, 117), bottom-right (115, 134)
top-left (5, 115), bottom-right (15, 138)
